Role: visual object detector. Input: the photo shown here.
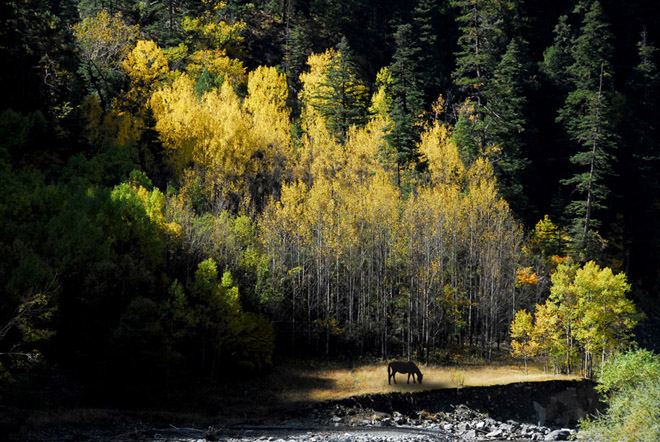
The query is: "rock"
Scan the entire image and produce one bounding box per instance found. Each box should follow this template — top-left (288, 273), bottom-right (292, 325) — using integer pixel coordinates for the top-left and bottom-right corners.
top-left (464, 429), bottom-right (478, 438)
top-left (475, 421), bottom-right (486, 430)
top-left (499, 423), bottom-right (514, 434)
top-left (545, 428), bottom-right (572, 441)
top-left (534, 400), bottom-right (547, 426)
top-left (442, 423), bottom-right (454, 431)
top-left (486, 428), bottom-right (504, 438)
top-left (331, 416), bottom-right (342, 422)
top-left (456, 422), bottom-right (470, 432)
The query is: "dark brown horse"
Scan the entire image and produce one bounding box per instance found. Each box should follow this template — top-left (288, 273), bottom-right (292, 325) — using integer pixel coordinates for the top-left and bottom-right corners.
top-left (388, 361), bottom-right (423, 385)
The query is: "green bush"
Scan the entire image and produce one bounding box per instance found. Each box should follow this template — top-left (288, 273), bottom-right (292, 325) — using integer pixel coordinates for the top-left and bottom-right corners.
top-left (581, 349), bottom-right (660, 442)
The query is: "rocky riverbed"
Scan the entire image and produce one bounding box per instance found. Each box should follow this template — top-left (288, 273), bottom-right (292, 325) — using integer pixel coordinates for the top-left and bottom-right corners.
top-left (10, 380), bottom-right (599, 442)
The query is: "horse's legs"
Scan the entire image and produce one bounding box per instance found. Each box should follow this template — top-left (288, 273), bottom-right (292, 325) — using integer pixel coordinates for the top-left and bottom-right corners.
top-left (407, 373), bottom-right (411, 384)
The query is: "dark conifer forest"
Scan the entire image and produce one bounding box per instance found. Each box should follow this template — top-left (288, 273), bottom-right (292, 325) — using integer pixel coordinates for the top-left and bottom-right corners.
top-left (1, 0), bottom-right (660, 406)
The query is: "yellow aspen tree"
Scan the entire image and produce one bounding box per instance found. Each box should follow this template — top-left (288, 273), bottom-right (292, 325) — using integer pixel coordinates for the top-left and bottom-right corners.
top-left (418, 121), bottom-right (466, 186)
top-left (531, 214), bottom-right (563, 258)
top-left (150, 74), bottom-right (201, 171)
top-left (572, 261), bottom-right (640, 378)
top-left (549, 261), bottom-right (579, 374)
top-left (123, 40), bottom-right (169, 89)
top-left (532, 300), bottom-right (563, 373)
top-left (369, 67), bottom-right (393, 118)
top-left (510, 309), bottom-right (538, 374)
top-left (73, 10), bottom-right (139, 109)
top-left (186, 49), bottom-right (247, 90)
top-left (121, 40), bottom-right (169, 128)
top-left (181, 0), bottom-right (246, 55)
top-left (244, 66), bottom-right (292, 164)
top-left (73, 10), bottom-right (139, 75)
top-left (464, 156), bottom-right (522, 354)
top-left (342, 119), bottom-right (389, 186)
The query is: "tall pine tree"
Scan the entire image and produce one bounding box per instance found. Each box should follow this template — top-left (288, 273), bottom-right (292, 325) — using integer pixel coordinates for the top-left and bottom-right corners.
top-left (483, 37), bottom-right (536, 212)
top-left (557, 1), bottom-right (618, 255)
top-left (452, 0), bottom-right (513, 105)
top-left (313, 37), bottom-right (368, 144)
top-left (387, 23), bottom-right (425, 183)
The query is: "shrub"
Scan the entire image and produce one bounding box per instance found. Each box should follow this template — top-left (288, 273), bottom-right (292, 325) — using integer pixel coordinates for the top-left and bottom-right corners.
top-left (580, 349), bottom-right (660, 442)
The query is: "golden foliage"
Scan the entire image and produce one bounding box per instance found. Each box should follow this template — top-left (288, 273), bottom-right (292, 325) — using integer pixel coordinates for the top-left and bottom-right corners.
top-left (150, 65), bottom-right (292, 211)
top-left (181, 0), bottom-right (246, 54)
top-left (516, 267), bottom-right (540, 286)
top-left (73, 10), bottom-right (139, 73)
top-left (418, 121), bottom-right (465, 186)
top-left (123, 40), bottom-right (169, 85)
top-left (186, 49), bottom-right (247, 89)
top-left (81, 95), bottom-right (141, 147)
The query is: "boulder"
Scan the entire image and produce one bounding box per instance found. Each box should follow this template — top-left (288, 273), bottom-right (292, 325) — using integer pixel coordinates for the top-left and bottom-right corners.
top-left (534, 400), bottom-right (547, 426)
top-left (486, 428), bottom-right (504, 438)
top-left (545, 428), bottom-right (572, 441)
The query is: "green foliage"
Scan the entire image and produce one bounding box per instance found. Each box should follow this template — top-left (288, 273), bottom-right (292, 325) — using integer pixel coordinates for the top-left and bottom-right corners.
top-left (387, 23), bottom-right (425, 170)
top-left (483, 38), bottom-right (534, 208)
top-left (313, 37), bottom-right (368, 144)
top-left (556, 1), bottom-right (618, 249)
top-left (515, 260), bottom-right (641, 377)
top-left (597, 348), bottom-right (660, 395)
top-left (452, 0), bottom-right (513, 99)
top-left (164, 258), bottom-right (274, 376)
top-left (581, 349), bottom-right (660, 442)
top-left (541, 15), bottom-right (574, 91)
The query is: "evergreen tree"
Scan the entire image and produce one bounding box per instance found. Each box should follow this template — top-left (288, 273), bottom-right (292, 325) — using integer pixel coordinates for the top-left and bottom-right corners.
top-left (451, 0), bottom-right (511, 105)
top-left (412, 0), bottom-right (443, 102)
top-left (541, 15), bottom-right (574, 92)
top-left (387, 24), bottom-right (425, 179)
top-left (313, 37), bottom-right (368, 144)
top-left (483, 37), bottom-right (536, 211)
top-left (557, 1), bottom-right (618, 254)
top-left (619, 29), bottom-right (660, 296)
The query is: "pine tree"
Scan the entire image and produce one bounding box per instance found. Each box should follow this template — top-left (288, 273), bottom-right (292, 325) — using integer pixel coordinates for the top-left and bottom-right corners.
top-left (412, 0), bottom-right (443, 101)
top-left (483, 37), bottom-right (535, 211)
top-left (451, 0), bottom-right (509, 105)
top-left (313, 37), bottom-right (368, 144)
top-left (619, 29), bottom-right (660, 296)
top-left (541, 15), bottom-right (574, 92)
top-left (557, 1), bottom-right (618, 253)
top-left (387, 23), bottom-right (425, 182)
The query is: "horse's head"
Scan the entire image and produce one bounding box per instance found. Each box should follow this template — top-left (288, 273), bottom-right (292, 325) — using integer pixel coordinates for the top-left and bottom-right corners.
top-left (418, 372), bottom-right (423, 384)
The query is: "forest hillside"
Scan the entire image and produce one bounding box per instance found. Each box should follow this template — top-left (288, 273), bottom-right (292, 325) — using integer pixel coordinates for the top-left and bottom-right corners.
top-left (1, 0), bottom-right (659, 404)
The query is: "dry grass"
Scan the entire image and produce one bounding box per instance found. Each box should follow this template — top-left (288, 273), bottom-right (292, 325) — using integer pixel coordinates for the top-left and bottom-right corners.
top-left (275, 361), bottom-right (581, 404)
top-left (13, 362), bottom-right (581, 427)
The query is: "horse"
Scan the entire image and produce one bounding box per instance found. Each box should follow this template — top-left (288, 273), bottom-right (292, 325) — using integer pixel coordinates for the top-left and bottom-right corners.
top-left (388, 361), bottom-right (423, 385)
